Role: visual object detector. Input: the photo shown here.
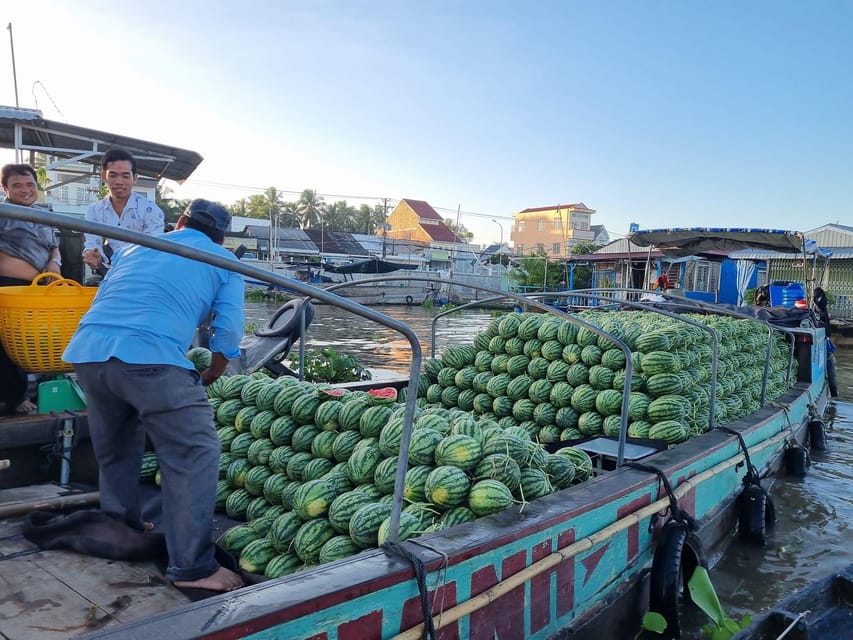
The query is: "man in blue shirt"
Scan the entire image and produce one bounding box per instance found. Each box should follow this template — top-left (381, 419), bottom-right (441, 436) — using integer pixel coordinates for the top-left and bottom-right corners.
top-left (64, 199), bottom-right (244, 593)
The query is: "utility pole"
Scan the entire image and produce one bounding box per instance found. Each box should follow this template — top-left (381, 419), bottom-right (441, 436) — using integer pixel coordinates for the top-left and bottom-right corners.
top-left (7, 23), bottom-right (20, 162)
top-left (381, 198), bottom-right (388, 259)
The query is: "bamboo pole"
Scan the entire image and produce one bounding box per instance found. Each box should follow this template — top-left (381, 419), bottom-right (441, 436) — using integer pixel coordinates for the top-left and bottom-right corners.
top-left (0, 491), bottom-right (100, 518)
top-left (391, 429), bottom-right (788, 640)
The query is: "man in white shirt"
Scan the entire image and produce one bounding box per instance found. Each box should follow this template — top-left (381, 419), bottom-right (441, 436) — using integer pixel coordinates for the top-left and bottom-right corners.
top-left (82, 149), bottom-right (165, 272)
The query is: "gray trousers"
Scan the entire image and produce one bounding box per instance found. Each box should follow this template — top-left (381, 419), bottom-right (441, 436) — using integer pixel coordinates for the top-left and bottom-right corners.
top-left (75, 359), bottom-right (221, 582)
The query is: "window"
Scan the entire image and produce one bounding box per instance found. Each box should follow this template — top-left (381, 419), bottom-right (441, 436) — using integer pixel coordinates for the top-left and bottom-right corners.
top-left (516, 244), bottom-right (524, 254)
top-left (537, 219), bottom-right (545, 232)
top-left (518, 220), bottom-right (526, 232)
top-left (536, 243), bottom-right (544, 253)
top-left (552, 242), bottom-right (562, 255)
top-left (554, 217), bottom-right (563, 230)
top-left (571, 213), bottom-right (589, 231)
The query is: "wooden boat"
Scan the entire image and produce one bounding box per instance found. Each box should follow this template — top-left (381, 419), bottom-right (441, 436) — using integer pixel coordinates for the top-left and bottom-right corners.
top-left (0, 210), bottom-right (835, 640)
top-left (731, 563), bottom-right (853, 640)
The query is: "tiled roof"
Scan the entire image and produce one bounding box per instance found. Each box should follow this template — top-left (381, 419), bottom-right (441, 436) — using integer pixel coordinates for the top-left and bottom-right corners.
top-left (402, 198), bottom-right (443, 221)
top-left (399, 199), bottom-right (461, 242)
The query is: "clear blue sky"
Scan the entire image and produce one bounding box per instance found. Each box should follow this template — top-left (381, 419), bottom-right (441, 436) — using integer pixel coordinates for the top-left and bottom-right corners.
top-left (3, 1), bottom-right (851, 244)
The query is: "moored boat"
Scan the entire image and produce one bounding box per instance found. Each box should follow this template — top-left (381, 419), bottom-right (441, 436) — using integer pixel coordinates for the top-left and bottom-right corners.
top-left (0, 209), bottom-right (835, 640)
top-left (731, 563), bottom-right (853, 640)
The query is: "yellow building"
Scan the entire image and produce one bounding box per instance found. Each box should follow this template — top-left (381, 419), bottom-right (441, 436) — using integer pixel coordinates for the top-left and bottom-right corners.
top-left (510, 203), bottom-right (596, 257)
top-left (383, 198), bottom-right (460, 244)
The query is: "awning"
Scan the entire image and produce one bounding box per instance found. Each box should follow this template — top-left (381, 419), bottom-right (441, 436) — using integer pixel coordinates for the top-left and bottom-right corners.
top-left (324, 259), bottom-right (419, 275)
top-left (0, 106), bottom-right (202, 182)
top-left (628, 227), bottom-right (806, 257)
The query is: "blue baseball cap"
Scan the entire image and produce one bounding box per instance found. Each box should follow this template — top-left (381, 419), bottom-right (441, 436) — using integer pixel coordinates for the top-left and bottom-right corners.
top-left (184, 198), bottom-right (231, 232)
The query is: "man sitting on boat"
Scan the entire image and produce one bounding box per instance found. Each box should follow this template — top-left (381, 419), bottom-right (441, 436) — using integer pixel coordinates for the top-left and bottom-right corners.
top-left (64, 199), bottom-right (245, 593)
top-left (0, 163), bottom-right (63, 415)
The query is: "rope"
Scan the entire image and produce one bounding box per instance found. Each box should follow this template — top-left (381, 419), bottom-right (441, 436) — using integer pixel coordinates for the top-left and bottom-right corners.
top-left (623, 462), bottom-right (695, 529)
top-left (716, 426), bottom-right (761, 487)
top-left (383, 541), bottom-right (437, 640)
top-left (409, 539), bottom-right (449, 632)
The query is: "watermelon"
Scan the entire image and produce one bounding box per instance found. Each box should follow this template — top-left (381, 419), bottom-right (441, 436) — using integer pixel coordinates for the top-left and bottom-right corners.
top-left (225, 488), bottom-right (253, 519)
top-left (187, 346), bottom-right (213, 371)
top-left (332, 430), bottom-right (364, 462)
top-left (262, 473), bottom-right (288, 505)
top-left (314, 401), bottom-right (343, 431)
top-left (218, 524), bottom-right (259, 554)
top-left (286, 451), bottom-right (314, 481)
top-left (437, 506), bottom-right (478, 530)
top-left (310, 430), bottom-right (338, 460)
top-left (595, 389), bottom-right (623, 416)
top-left (360, 405), bottom-right (394, 438)
top-left (434, 434), bottom-right (482, 471)
top-left (292, 518), bottom-right (337, 563)
top-left (247, 438), bottom-right (275, 466)
top-left (377, 511), bottom-right (421, 545)
top-left (215, 479), bottom-right (230, 510)
top-left (268, 445), bottom-right (296, 474)
top-left (319, 535), bottom-right (363, 564)
top-left (345, 440), bottom-right (383, 485)
top-left (249, 410), bottom-right (278, 439)
top-left (373, 456), bottom-right (399, 495)
top-left (467, 479), bottom-right (514, 516)
top-left (408, 428), bottom-right (443, 466)
top-left (269, 415), bottom-right (298, 446)
top-left (367, 387), bottom-right (398, 405)
top-left (328, 490), bottom-right (376, 534)
top-left (402, 465), bottom-right (433, 503)
top-left (292, 479), bottom-right (338, 520)
top-left (244, 465), bottom-right (273, 496)
top-left (234, 406), bottom-right (260, 433)
top-left (425, 466), bottom-right (471, 509)
top-left (515, 468), bottom-right (552, 501)
top-left (140, 451), bottom-right (159, 482)
top-left (226, 458), bottom-right (252, 488)
top-left (545, 454), bottom-right (576, 489)
top-left (246, 496), bottom-right (272, 521)
top-left (302, 457), bottom-right (335, 481)
top-left (265, 552), bottom-right (303, 578)
top-left (349, 503), bottom-right (393, 548)
top-left (291, 425), bottom-right (320, 453)
top-left (291, 393), bottom-right (322, 425)
top-left (555, 446), bottom-right (593, 482)
top-left (473, 454), bottom-right (521, 491)
top-left (649, 420), bottom-right (689, 444)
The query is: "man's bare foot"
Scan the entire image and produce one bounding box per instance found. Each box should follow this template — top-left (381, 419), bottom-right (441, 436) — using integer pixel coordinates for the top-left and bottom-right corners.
top-left (173, 566), bottom-right (244, 592)
top-left (15, 399), bottom-right (37, 414)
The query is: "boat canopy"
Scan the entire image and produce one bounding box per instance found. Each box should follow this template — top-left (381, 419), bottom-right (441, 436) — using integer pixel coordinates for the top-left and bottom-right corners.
top-left (628, 227), bottom-right (810, 258)
top-left (323, 258), bottom-right (419, 275)
top-left (0, 106), bottom-right (202, 182)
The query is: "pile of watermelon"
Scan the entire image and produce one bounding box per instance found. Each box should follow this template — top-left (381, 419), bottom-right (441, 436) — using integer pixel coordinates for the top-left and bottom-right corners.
top-left (422, 309), bottom-right (794, 446)
top-left (140, 309), bottom-right (793, 578)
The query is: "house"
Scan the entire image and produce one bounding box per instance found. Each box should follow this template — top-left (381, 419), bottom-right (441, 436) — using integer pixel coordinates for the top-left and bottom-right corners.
top-left (572, 224), bottom-right (853, 318)
top-left (510, 203), bottom-right (597, 257)
top-left (383, 199), bottom-right (460, 245)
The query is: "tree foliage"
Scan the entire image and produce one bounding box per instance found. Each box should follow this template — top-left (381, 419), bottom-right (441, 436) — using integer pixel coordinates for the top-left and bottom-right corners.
top-left (444, 218), bottom-right (473, 243)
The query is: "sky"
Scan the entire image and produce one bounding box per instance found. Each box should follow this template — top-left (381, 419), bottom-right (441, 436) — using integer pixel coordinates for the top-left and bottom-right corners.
top-left (2, 1), bottom-right (851, 245)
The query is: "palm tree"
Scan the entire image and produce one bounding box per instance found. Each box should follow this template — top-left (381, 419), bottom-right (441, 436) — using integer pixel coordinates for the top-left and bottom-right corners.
top-left (297, 189), bottom-right (325, 229)
top-left (280, 201), bottom-right (301, 228)
top-left (262, 187), bottom-right (285, 226)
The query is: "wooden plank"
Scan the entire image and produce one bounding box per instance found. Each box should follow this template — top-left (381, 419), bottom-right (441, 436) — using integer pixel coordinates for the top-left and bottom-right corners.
top-left (0, 550), bottom-right (189, 639)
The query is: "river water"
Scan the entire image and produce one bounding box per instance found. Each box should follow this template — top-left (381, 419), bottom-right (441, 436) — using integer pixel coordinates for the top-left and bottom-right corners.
top-left (246, 301), bottom-right (853, 632)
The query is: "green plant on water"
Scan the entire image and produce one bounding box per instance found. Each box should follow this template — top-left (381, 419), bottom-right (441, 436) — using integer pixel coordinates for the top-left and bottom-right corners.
top-left (244, 321), bottom-right (259, 335)
top-left (422, 298), bottom-right (435, 310)
top-left (440, 301), bottom-right (459, 311)
top-left (288, 348), bottom-right (371, 383)
top-left (636, 567), bottom-right (751, 639)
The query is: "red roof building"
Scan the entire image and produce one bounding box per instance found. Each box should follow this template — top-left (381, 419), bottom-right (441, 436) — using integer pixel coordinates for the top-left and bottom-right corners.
top-left (383, 199), bottom-right (461, 244)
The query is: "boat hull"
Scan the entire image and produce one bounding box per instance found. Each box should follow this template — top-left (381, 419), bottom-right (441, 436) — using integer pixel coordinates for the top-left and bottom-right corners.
top-left (81, 374), bottom-right (828, 640)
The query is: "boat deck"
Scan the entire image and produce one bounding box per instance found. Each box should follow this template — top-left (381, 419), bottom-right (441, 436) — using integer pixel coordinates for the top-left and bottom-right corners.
top-left (0, 484), bottom-right (196, 640)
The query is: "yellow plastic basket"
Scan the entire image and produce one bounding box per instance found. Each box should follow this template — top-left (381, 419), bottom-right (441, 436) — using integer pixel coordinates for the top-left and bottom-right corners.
top-left (0, 273), bottom-right (98, 373)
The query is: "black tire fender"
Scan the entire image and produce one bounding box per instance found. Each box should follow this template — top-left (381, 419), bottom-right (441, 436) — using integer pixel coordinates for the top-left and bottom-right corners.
top-left (808, 419), bottom-right (828, 451)
top-left (737, 484), bottom-right (776, 545)
top-left (405, 295), bottom-right (414, 305)
top-left (649, 520), bottom-right (707, 639)
top-left (254, 298), bottom-right (315, 338)
top-left (784, 443), bottom-right (810, 477)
